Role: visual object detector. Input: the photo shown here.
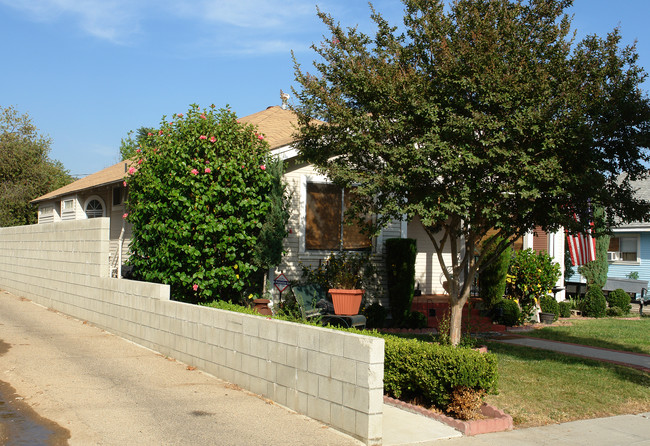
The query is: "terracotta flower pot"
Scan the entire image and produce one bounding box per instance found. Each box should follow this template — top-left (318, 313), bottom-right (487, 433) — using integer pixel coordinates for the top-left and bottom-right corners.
top-left (253, 298), bottom-right (272, 316)
top-left (329, 289), bottom-right (364, 315)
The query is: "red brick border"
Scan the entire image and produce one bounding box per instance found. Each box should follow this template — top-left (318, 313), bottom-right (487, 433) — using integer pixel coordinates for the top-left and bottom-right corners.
top-left (384, 395), bottom-right (513, 436)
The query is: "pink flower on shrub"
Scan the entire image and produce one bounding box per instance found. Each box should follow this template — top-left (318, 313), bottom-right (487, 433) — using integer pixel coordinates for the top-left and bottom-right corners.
top-left (209, 136), bottom-right (216, 143)
top-left (191, 168), bottom-right (199, 175)
top-left (137, 158), bottom-right (143, 164)
top-left (123, 181), bottom-right (127, 187)
top-left (199, 135), bottom-right (207, 140)
top-left (136, 148), bottom-right (141, 153)
top-left (205, 167), bottom-right (211, 173)
top-left (128, 167), bottom-right (136, 175)
top-left (258, 134), bottom-right (264, 140)
top-left (159, 130), bottom-right (163, 135)
top-left (260, 165), bottom-right (266, 171)
top-left (177, 113), bottom-right (183, 117)
top-left (193, 284), bottom-right (198, 291)
top-left (122, 213), bottom-right (128, 219)
top-left (147, 132), bottom-right (153, 136)
top-left (200, 114), bottom-right (206, 120)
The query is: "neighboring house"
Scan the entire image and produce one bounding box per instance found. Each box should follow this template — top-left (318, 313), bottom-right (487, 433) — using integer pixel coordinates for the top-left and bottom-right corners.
top-left (564, 176), bottom-right (650, 297)
top-left (32, 103), bottom-right (565, 304)
top-left (31, 161), bottom-right (133, 276)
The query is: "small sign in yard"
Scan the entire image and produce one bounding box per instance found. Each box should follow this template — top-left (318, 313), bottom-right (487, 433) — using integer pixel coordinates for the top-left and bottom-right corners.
top-left (274, 273), bottom-right (289, 293)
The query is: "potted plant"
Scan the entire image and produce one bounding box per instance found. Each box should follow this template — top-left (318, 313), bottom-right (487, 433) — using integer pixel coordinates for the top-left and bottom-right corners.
top-left (326, 252), bottom-right (366, 315)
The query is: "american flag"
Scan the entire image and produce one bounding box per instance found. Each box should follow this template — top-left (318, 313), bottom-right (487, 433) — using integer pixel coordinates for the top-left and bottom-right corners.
top-left (566, 215), bottom-right (596, 266)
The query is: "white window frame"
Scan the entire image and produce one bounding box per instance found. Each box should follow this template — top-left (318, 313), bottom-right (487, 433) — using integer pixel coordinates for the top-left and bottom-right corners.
top-left (83, 195), bottom-right (106, 219)
top-left (608, 234), bottom-right (640, 264)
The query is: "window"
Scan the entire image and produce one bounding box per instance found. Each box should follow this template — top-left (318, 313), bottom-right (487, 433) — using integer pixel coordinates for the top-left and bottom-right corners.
top-left (608, 236), bottom-right (639, 262)
top-left (305, 182), bottom-right (371, 251)
top-left (112, 186), bottom-right (123, 206)
top-left (85, 199), bottom-right (104, 218)
top-left (62, 199), bottom-right (75, 211)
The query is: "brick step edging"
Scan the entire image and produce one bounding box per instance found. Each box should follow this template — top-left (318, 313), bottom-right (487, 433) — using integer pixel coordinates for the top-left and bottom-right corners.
top-left (384, 395), bottom-right (513, 436)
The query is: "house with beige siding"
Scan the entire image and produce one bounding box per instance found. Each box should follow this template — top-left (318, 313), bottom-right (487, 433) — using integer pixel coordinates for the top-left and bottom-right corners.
top-left (32, 104), bottom-right (510, 303)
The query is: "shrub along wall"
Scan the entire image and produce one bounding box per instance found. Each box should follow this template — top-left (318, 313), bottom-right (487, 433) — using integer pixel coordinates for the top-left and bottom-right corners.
top-left (0, 219), bottom-right (384, 445)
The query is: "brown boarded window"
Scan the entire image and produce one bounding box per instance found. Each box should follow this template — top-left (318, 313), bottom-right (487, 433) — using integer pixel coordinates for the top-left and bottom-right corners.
top-left (532, 227), bottom-right (548, 253)
top-left (305, 183), bottom-right (371, 251)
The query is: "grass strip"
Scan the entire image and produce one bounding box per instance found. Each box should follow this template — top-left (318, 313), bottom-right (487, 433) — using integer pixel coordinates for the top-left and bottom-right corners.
top-left (517, 318), bottom-right (650, 355)
top-left (484, 341), bottom-right (650, 427)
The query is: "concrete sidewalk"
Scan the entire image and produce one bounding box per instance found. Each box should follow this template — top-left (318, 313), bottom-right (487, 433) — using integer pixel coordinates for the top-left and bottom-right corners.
top-left (494, 335), bottom-right (650, 372)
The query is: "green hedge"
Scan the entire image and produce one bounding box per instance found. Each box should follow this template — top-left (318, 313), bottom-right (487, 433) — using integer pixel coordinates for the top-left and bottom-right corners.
top-left (540, 295), bottom-right (560, 321)
top-left (382, 335), bottom-right (498, 409)
top-left (584, 287), bottom-right (607, 318)
top-left (558, 301), bottom-right (572, 318)
top-left (607, 288), bottom-right (632, 314)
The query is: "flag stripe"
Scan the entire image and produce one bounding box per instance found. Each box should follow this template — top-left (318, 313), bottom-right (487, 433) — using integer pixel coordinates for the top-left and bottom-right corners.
top-left (566, 215), bottom-right (596, 267)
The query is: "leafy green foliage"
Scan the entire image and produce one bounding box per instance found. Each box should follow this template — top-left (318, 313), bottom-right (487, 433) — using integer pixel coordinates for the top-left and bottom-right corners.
top-left (125, 104), bottom-right (289, 303)
top-left (0, 105), bottom-right (73, 226)
top-left (578, 229), bottom-right (610, 289)
top-left (385, 238), bottom-right (417, 325)
top-left (584, 288), bottom-right (607, 318)
top-left (506, 249), bottom-right (560, 319)
top-left (362, 301), bottom-right (388, 329)
top-left (492, 299), bottom-right (521, 327)
top-left (607, 288), bottom-right (632, 314)
top-left (119, 126), bottom-right (156, 161)
top-left (479, 236), bottom-right (512, 309)
top-left (540, 295), bottom-right (560, 321)
top-left (301, 251), bottom-right (375, 290)
top-left (292, 0), bottom-right (650, 344)
top-left (383, 335), bottom-right (498, 410)
top-left (558, 301), bottom-right (572, 318)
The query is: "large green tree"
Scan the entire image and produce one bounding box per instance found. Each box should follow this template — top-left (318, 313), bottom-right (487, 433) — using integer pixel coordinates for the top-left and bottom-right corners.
top-left (0, 106), bottom-right (73, 227)
top-left (125, 105), bottom-right (289, 304)
top-left (292, 0), bottom-right (650, 344)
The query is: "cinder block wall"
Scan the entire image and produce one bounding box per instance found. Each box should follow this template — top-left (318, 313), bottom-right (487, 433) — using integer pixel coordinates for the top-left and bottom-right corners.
top-left (0, 219), bottom-right (384, 445)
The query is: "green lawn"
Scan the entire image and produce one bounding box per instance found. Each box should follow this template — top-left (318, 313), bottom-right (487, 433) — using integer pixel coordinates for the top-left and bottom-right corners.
top-left (484, 341), bottom-right (650, 427)
top-left (516, 317), bottom-right (650, 355)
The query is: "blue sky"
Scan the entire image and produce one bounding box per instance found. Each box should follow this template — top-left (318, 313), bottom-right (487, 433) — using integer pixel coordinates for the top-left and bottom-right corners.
top-left (1, 0), bottom-right (649, 178)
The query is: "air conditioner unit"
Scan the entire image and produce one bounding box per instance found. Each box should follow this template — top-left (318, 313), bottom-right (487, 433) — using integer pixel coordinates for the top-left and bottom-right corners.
top-left (607, 252), bottom-right (619, 261)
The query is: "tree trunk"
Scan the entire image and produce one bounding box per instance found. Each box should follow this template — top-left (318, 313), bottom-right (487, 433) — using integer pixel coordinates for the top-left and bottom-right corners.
top-left (448, 293), bottom-right (469, 345)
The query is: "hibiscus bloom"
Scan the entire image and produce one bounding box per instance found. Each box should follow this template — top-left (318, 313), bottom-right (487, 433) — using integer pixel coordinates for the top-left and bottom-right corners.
top-left (199, 135), bottom-right (207, 140)
top-left (205, 167), bottom-right (211, 173)
top-left (191, 169), bottom-right (199, 175)
top-left (192, 284), bottom-right (198, 291)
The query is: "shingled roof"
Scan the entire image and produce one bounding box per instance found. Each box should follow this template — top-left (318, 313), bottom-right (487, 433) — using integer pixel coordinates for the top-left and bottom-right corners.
top-left (32, 160), bottom-right (133, 204)
top-left (31, 105), bottom-right (307, 203)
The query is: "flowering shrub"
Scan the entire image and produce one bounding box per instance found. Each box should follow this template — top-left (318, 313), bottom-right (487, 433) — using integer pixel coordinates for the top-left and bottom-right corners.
top-left (125, 104), bottom-right (288, 303)
top-left (506, 249), bottom-right (560, 321)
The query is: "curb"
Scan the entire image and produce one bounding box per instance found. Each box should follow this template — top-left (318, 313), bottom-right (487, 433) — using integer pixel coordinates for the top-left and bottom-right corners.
top-left (384, 396), bottom-right (513, 436)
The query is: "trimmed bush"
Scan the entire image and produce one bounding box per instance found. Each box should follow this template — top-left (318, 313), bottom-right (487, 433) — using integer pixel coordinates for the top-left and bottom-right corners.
top-left (558, 301), bottom-right (572, 318)
top-left (606, 307), bottom-right (625, 317)
top-left (607, 288), bottom-right (632, 314)
top-left (385, 238), bottom-right (417, 325)
top-left (383, 335), bottom-right (498, 409)
top-left (583, 287), bottom-right (607, 318)
top-left (540, 295), bottom-right (560, 321)
top-left (479, 236), bottom-right (512, 309)
top-left (492, 299), bottom-right (521, 326)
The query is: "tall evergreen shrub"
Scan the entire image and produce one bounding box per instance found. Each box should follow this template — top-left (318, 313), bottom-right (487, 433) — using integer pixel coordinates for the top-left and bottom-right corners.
top-left (478, 236), bottom-right (512, 309)
top-left (385, 238), bottom-right (417, 324)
